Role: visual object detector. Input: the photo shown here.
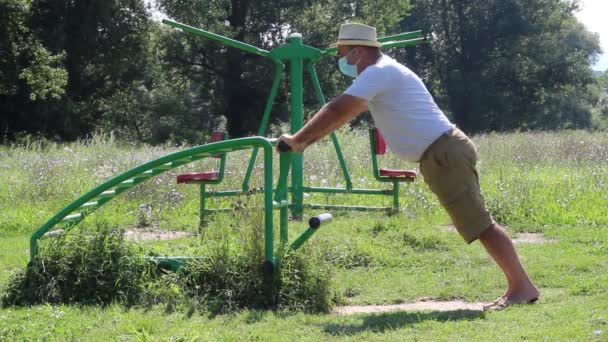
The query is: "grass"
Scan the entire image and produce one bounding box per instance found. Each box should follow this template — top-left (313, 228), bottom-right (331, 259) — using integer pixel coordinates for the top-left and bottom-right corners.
top-left (1, 129), bottom-right (608, 340)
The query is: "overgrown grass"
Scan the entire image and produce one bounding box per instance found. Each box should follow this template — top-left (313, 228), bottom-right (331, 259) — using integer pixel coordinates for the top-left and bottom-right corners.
top-left (2, 203), bottom-right (334, 313)
top-left (2, 223), bottom-right (150, 306)
top-left (1, 129), bottom-right (608, 340)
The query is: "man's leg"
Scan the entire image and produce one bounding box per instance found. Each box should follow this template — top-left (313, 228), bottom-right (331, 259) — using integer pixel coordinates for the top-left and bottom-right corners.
top-left (478, 223), bottom-right (539, 305)
top-left (419, 129), bottom-right (539, 307)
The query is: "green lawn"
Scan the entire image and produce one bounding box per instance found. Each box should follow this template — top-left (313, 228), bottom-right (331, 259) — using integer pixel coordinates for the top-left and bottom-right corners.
top-left (1, 130), bottom-right (607, 340)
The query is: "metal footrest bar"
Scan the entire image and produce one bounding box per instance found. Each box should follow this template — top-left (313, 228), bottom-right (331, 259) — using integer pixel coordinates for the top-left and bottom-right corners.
top-left (205, 188), bottom-right (277, 197)
top-left (304, 204), bottom-right (393, 211)
top-left (290, 213), bottom-right (332, 250)
top-left (304, 186), bottom-right (392, 195)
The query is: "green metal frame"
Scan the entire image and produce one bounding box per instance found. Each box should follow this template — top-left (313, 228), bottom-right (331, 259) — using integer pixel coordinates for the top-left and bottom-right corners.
top-left (29, 137), bottom-right (328, 277)
top-left (29, 138), bottom-right (274, 260)
top-left (162, 19), bottom-right (430, 218)
top-left (28, 22), bottom-right (430, 283)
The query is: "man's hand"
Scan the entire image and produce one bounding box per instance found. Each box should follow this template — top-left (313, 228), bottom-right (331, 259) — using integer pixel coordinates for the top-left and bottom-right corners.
top-left (276, 134), bottom-right (306, 153)
top-left (276, 94), bottom-right (368, 153)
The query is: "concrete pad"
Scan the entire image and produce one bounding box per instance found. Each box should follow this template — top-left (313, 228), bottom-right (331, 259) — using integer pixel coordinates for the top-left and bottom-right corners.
top-left (333, 300), bottom-right (485, 315)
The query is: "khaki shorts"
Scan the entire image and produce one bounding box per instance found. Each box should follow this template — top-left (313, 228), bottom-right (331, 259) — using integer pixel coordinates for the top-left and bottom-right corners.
top-left (419, 128), bottom-right (493, 243)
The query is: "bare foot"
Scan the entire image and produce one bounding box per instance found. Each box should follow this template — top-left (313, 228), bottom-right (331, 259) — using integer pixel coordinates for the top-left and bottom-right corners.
top-left (483, 296), bottom-right (538, 311)
top-left (484, 287), bottom-right (540, 311)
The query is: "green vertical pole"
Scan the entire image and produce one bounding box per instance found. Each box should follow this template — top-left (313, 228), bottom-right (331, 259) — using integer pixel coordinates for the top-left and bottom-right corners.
top-left (278, 153), bottom-right (291, 259)
top-left (199, 184), bottom-right (206, 232)
top-left (393, 181), bottom-right (400, 211)
top-left (306, 62), bottom-right (353, 190)
top-left (242, 62), bottom-right (284, 192)
top-left (262, 143), bottom-right (275, 287)
top-left (263, 145), bottom-right (274, 264)
top-left (288, 33), bottom-right (304, 219)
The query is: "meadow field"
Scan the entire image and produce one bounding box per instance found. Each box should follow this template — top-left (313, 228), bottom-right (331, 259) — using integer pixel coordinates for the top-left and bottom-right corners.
top-left (1, 129), bottom-right (607, 341)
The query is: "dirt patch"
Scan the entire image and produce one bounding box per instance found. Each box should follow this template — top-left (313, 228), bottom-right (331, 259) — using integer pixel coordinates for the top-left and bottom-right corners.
top-left (512, 232), bottom-right (555, 244)
top-left (124, 228), bottom-right (191, 241)
top-left (440, 225), bottom-right (554, 244)
top-left (333, 300), bottom-right (485, 315)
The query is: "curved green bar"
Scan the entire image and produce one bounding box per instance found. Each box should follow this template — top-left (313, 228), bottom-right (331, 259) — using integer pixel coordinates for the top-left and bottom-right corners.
top-left (162, 19), bottom-right (271, 58)
top-left (378, 30), bottom-right (423, 42)
top-left (30, 137), bottom-right (276, 260)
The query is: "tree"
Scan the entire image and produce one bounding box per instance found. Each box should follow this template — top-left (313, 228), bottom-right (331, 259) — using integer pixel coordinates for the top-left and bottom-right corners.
top-left (0, 0), bottom-right (68, 139)
top-left (26, 0), bottom-right (153, 139)
top-left (590, 70), bottom-right (608, 129)
top-left (397, 0), bottom-right (601, 133)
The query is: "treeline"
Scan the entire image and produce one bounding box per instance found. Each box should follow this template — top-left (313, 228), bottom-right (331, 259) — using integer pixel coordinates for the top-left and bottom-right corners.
top-left (1, 0), bottom-right (607, 144)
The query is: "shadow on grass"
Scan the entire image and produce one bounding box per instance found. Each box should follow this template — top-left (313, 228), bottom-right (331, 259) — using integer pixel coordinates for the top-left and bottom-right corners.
top-left (323, 309), bottom-right (485, 336)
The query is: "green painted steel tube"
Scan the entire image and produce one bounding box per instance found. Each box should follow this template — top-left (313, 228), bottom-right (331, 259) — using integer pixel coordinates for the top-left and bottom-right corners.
top-left (262, 140), bottom-right (275, 265)
top-left (278, 152), bottom-right (292, 250)
top-left (306, 62), bottom-right (353, 190)
top-left (304, 186), bottom-right (392, 195)
top-left (378, 30), bottom-right (423, 42)
top-left (275, 152), bottom-right (293, 202)
top-left (289, 214), bottom-right (331, 250)
top-left (199, 184), bottom-right (206, 230)
top-left (289, 227), bottom-right (317, 250)
top-left (393, 181), bottom-right (400, 210)
top-left (162, 20), bottom-right (270, 58)
top-left (381, 37), bottom-right (428, 50)
top-left (304, 204), bottom-right (393, 211)
top-left (280, 201), bottom-right (289, 249)
top-left (30, 137), bottom-right (274, 259)
top-left (205, 189), bottom-right (274, 197)
top-left (288, 34), bottom-right (304, 219)
top-left (202, 202), bottom-right (289, 212)
top-left (369, 129), bottom-right (382, 182)
top-left (206, 190), bottom-right (245, 197)
top-left (243, 62), bottom-right (284, 192)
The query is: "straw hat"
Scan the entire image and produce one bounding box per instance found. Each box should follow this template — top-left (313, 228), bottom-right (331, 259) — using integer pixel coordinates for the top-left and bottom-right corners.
top-left (330, 23), bottom-right (382, 48)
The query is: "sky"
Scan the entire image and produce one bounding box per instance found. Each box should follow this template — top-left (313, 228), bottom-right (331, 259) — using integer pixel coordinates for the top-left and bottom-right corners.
top-left (575, 0), bottom-right (608, 71)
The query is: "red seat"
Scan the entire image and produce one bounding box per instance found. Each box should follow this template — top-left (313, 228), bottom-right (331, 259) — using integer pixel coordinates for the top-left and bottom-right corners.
top-left (176, 171), bottom-right (220, 183)
top-left (379, 169), bottom-right (417, 178)
top-left (372, 128), bottom-right (417, 180)
top-left (176, 131), bottom-right (227, 184)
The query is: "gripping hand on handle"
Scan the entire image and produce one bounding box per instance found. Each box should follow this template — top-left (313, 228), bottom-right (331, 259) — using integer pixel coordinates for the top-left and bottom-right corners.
top-left (276, 94), bottom-right (368, 153)
top-left (276, 134), bottom-right (306, 153)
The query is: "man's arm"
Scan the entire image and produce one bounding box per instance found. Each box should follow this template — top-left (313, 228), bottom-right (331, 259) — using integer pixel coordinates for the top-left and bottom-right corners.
top-left (278, 94), bottom-right (368, 152)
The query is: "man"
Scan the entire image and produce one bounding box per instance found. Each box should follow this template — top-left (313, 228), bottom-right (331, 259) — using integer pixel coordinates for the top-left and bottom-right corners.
top-left (277, 23), bottom-right (539, 310)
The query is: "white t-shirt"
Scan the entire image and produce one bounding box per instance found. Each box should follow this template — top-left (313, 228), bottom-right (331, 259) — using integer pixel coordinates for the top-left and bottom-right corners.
top-left (344, 55), bottom-right (454, 162)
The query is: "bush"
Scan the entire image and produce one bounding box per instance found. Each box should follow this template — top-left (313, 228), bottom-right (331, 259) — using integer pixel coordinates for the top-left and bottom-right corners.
top-left (2, 221), bottom-right (335, 313)
top-left (2, 223), bottom-right (151, 306)
top-left (171, 244), bottom-right (334, 314)
top-left (275, 250), bottom-right (334, 313)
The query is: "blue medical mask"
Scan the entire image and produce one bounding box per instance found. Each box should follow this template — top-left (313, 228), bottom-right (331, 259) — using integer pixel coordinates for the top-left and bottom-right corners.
top-left (338, 49), bottom-right (359, 78)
